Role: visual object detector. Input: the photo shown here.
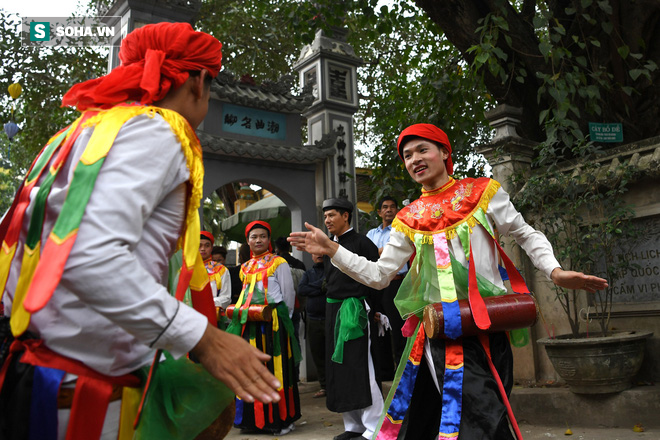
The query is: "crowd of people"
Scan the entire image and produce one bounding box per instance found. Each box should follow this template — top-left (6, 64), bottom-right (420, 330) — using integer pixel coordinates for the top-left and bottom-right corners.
top-left (0, 21), bottom-right (609, 440)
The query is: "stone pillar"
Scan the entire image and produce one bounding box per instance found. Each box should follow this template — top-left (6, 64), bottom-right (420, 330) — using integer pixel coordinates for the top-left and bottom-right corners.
top-left (293, 28), bottom-right (362, 228)
top-left (100, 0), bottom-right (201, 72)
top-left (476, 104), bottom-right (540, 385)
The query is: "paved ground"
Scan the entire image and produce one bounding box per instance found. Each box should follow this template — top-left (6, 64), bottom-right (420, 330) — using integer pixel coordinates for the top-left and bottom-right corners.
top-left (224, 381), bottom-right (656, 440)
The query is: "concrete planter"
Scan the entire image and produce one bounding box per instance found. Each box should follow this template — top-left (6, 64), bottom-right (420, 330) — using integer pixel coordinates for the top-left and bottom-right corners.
top-left (537, 330), bottom-right (653, 394)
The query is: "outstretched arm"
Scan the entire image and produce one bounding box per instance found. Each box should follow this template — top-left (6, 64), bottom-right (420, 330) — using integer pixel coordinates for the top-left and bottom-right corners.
top-left (288, 222), bottom-right (339, 256)
top-left (191, 323), bottom-right (281, 404)
top-left (551, 268), bottom-right (608, 293)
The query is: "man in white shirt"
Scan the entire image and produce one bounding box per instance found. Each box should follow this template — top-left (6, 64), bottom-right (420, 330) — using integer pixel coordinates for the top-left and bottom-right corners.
top-left (0, 22), bottom-right (279, 440)
top-left (290, 123), bottom-right (607, 440)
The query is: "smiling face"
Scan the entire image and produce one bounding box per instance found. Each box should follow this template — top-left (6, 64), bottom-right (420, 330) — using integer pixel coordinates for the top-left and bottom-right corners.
top-left (402, 138), bottom-right (450, 190)
top-left (324, 209), bottom-right (350, 237)
top-left (247, 227), bottom-right (270, 256)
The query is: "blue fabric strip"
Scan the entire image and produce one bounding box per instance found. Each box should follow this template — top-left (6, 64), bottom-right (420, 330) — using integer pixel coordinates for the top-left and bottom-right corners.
top-left (29, 366), bottom-right (65, 440)
top-left (386, 358), bottom-right (420, 422)
top-left (442, 299), bottom-right (462, 340)
top-left (439, 366), bottom-right (464, 437)
top-left (234, 398), bottom-right (244, 424)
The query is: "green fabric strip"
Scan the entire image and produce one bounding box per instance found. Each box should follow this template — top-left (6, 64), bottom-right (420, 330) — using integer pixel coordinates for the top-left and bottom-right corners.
top-left (25, 171), bottom-right (57, 248)
top-left (456, 222), bottom-right (471, 260)
top-left (27, 128), bottom-right (69, 182)
top-left (449, 252), bottom-right (506, 300)
top-left (394, 235), bottom-right (441, 319)
top-left (52, 159), bottom-right (105, 238)
top-left (274, 302), bottom-right (302, 364)
top-left (331, 296), bottom-right (367, 364)
top-left (473, 208), bottom-right (493, 237)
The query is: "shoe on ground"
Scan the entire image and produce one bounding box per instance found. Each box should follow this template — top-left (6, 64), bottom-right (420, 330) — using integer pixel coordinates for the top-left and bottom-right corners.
top-left (272, 423), bottom-right (295, 436)
top-left (313, 389), bottom-right (326, 398)
top-left (333, 431), bottom-right (363, 440)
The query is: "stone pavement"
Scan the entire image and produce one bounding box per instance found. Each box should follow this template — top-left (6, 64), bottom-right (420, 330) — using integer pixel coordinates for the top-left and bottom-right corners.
top-left (224, 381), bottom-right (657, 440)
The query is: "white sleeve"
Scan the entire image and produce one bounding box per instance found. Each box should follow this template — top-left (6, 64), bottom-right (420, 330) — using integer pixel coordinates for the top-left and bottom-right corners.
top-left (487, 187), bottom-right (561, 279)
top-left (275, 263), bottom-right (296, 317)
top-left (216, 269), bottom-right (232, 310)
top-left (331, 230), bottom-right (413, 289)
top-left (60, 114), bottom-right (207, 359)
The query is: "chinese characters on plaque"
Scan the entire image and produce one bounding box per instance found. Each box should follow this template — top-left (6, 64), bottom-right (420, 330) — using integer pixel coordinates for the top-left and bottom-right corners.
top-left (222, 103), bottom-right (287, 141)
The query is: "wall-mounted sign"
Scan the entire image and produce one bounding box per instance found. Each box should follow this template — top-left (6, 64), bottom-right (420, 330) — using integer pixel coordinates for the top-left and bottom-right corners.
top-left (589, 122), bottom-right (623, 143)
top-left (222, 104), bottom-right (287, 140)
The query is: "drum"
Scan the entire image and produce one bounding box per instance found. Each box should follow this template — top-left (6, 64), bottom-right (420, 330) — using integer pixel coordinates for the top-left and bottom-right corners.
top-left (423, 294), bottom-right (538, 339)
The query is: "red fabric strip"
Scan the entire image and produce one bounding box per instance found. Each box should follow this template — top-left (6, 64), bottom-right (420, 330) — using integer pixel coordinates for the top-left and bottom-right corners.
top-left (278, 388), bottom-right (287, 420)
top-left (190, 283), bottom-right (217, 324)
top-left (18, 339), bottom-right (139, 387)
top-left (175, 264), bottom-right (194, 301)
top-left (492, 238), bottom-right (530, 294)
top-left (254, 400), bottom-right (265, 429)
top-left (22, 234), bottom-right (77, 313)
top-left (478, 334), bottom-right (523, 440)
top-left (468, 242), bottom-right (491, 330)
top-left (288, 387), bottom-right (295, 417)
top-left (65, 375), bottom-right (113, 440)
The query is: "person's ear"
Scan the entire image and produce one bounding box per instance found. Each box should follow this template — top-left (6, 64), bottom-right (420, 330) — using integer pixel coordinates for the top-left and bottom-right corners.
top-left (191, 70), bottom-right (209, 100)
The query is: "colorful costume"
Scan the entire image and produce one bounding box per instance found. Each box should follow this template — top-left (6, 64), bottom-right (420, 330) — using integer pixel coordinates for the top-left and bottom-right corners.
top-left (205, 258), bottom-right (231, 310)
top-left (0, 22), bottom-right (230, 439)
top-left (331, 176), bottom-right (560, 440)
top-left (227, 221), bottom-right (301, 434)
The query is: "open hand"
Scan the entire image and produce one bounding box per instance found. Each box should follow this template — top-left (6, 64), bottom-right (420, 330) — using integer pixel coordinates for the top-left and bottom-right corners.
top-left (288, 222), bottom-right (339, 256)
top-left (191, 324), bottom-right (281, 404)
top-left (550, 268), bottom-right (609, 293)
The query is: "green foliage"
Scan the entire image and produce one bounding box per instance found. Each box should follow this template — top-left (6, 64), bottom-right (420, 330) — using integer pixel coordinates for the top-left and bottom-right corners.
top-left (202, 191), bottom-right (230, 247)
top-left (515, 151), bottom-right (641, 337)
top-left (0, 7), bottom-right (107, 212)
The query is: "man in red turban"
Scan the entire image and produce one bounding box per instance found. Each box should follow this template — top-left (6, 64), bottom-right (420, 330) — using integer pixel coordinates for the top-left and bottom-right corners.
top-left (290, 123), bottom-right (607, 440)
top-left (0, 22), bottom-right (279, 440)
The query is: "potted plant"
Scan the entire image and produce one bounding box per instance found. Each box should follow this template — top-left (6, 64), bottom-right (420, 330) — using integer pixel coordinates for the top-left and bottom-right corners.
top-left (515, 150), bottom-right (653, 394)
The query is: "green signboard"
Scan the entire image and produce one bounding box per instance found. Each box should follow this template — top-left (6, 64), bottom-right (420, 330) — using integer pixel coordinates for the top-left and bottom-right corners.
top-left (589, 122), bottom-right (623, 143)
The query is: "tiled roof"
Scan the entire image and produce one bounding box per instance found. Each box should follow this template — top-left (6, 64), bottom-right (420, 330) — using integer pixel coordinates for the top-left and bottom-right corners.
top-left (199, 130), bottom-right (338, 164)
top-left (211, 72), bottom-right (314, 113)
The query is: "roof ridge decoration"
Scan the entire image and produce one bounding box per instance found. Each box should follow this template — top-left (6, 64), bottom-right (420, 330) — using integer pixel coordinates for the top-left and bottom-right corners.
top-left (199, 129), bottom-right (341, 164)
top-left (212, 71), bottom-right (314, 113)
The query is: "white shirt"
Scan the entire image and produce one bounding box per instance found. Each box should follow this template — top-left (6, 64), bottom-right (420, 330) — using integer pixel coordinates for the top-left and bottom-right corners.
top-left (332, 186), bottom-right (560, 292)
top-left (212, 268), bottom-right (232, 310)
top-left (245, 261), bottom-right (296, 317)
top-left (3, 113), bottom-right (208, 376)
top-left (366, 223), bottom-right (408, 276)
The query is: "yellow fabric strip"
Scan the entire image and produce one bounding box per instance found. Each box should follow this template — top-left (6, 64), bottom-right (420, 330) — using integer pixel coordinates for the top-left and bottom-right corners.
top-left (10, 242), bottom-right (41, 336)
top-left (117, 386), bottom-right (142, 440)
top-left (0, 242), bottom-right (18, 302)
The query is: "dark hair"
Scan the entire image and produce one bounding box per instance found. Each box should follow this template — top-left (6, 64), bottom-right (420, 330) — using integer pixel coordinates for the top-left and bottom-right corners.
top-left (399, 135), bottom-right (446, 158)
top-left (333, 208), bottom-right (352, 225)
top-left (212, 246), bottom-right (227, 257)
top-left (247, 224), bottom-right (270, 238)
top-left (274, 236), bottom-right (290, 254)
top-left (378, 196), bottom-right (398, 210)
top-left (188, 70), bottom-right (214, 87)
top-left (238, 243), bottom-right (251, 264)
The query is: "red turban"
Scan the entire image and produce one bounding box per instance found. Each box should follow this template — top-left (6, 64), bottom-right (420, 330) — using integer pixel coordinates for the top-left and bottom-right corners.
top-left (396, 124), bottom-right (453, 175)
top-left (62, 22), bottom-right (222, 111)
top-left (200, 231), bottom-right (214, 243)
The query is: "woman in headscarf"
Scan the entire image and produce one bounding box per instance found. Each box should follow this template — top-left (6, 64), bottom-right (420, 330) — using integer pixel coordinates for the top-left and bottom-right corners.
top-left (227, 220), bottom-right (302, 435)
